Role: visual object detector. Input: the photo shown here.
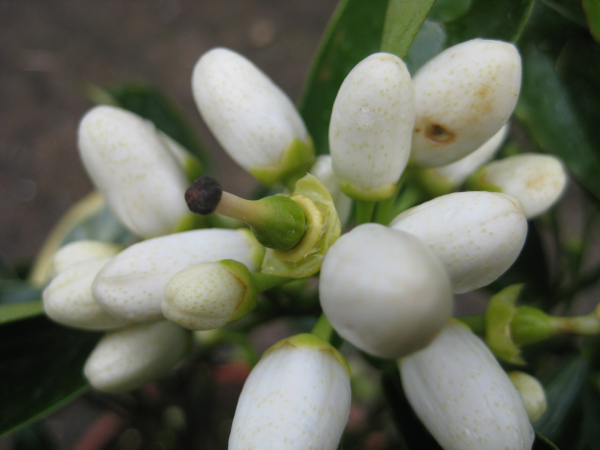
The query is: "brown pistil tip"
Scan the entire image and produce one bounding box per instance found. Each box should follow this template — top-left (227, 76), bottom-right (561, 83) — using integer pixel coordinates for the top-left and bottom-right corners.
top-left (185, 176), bottom-right (223, 215)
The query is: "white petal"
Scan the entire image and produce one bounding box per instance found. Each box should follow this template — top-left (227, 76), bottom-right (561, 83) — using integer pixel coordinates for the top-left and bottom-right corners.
top-left (51, 240), bottom-right (123, 276)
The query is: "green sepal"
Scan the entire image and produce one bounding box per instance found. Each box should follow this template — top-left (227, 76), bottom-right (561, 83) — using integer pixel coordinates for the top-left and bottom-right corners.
top-left (250, 138), bottom-right (316, 188)
top-left (484, 284), bottom-right (526, 365)
top-left (511, 306), bottom-right (558, 346)
top-left (219, 259), bottom-right (258, 323)
top-left (261, 174), bottom-right (341, 278)
top-left (338, 178), bottom-right (397, 202)
top-left (264, 333), bottom-right (350, 376)
top-left (250, 196), bottom-right (306, 251)
top-left (465, 166), bottom-right (503, 193)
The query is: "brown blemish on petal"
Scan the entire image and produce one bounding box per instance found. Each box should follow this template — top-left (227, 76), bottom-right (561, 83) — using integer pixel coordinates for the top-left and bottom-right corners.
top-left (424, 121), bottom-right (456, 145)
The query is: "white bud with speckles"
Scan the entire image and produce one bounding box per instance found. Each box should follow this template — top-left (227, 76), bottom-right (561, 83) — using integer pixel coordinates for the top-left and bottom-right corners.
top-left (508, 371), bottom-right (547, 423)
top-left (192, 48), bottom-right (314, 187)
top-left (400, 321), bottom-right (534, 450)
top-left (78, 106), bottom-right (191, 239)
top-left (51, 240), bottom-right (123, 277)
top-left (309, 155), bottom-right (353, 225)
top-left (229, 333), bottom-right (351, 450)
top-left (84, 321), bottom-right (192, 393)
top-left (93, 229), bottom-right (265, 323)
top-left (320, 224), bottom-right (452, 359)
top-left (391, 192), bottom-right (527, 293)
top-left (162, 260), bottom-right (257, 330)
top-left (43, 256), bottom-right (128, 330)
top-left (468, 153), bottom-right (567, 218)
top-left (430, 124), bottom-right (509, 189)
top-left (329, 53), bottom-right (415, 201)
top-left (411, 39), bottom-right (521, 167)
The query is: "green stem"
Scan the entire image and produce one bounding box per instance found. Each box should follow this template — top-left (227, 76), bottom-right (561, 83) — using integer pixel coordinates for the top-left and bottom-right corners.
top-left (252, 273), bottom-right (290, 293)
top-left (355, 200), bottom-right (376, 225)
top-left (551, 312), bottom-right (600, 336)
top-left (456, 314), bottom-right (486, 335)
top-left (311, 314), bottom-right (343, 348)
top-left (374, 183), bottom-right (402, 225)
top-left (389, 185), bottom-right (422, 220)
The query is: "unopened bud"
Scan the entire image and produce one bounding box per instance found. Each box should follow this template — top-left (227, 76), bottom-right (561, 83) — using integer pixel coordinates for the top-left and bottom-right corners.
top-left (508, 371), bottom-right (547, 423)
top-left (391, 191), bottom-right (527, 293)
top-left (329, 53), bottom-right (415, 201)
top-left (84, 321), bottom-right (192, 393)
top-left (309, 155), bottom-right (352, 225)
top-left (320, 224), bottom-right (452, 359)
top-left (193, 48), bottom-right (314, 187)
top-left (51, 240), bottom-right (123, 277)
top-left (411, 39), bottom-right (521, 167)
top-left (229, 334), bottom-right (351, 450)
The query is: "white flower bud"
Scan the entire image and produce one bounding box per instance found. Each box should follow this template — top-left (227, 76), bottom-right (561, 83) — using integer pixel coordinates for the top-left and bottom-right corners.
top-left (192, 48), bottom-right (314, 187)
top-left (309, 155), bottom-right (352, 225)
top-left (84, 321), bottom-right (192, 393)
top-left (390, 192), bottom-right (527, 293)
top-left (411, 39), bottom-right (521, 167)
top-left (469, 154), bottom-right (567, 219)
top-left (43, 256), bottom-right (128, 330)
top-left (78, 105), bottom-right (190, 239)
top-left (400, 321), bottom-right (534, 450)
top-left (162, 260), bottom-right (257, 330)
top-left (229, 333), bottom-right (351, 450)
top-left (329, 53), bottom-right (415, 201)
top-left (432, 124), bottom-right (509, 188)
top-left (508, 371), bottom-right (547, 423)
top-left (93, 229), bottom-right (264, 322)
top-left (320, 224), bottom-right (452, 359)
top-left (51, 240), bottom-right (123, 277)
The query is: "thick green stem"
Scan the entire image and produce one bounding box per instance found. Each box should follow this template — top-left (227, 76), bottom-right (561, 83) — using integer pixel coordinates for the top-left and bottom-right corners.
top-left (355, 200), bottom-right (376, 225)
top-left (252, 273), bottom-right (290, 293)
top-left (374, 182), bottom-right (402, 225)
top-left (551, 312), bottom-right (600, 336)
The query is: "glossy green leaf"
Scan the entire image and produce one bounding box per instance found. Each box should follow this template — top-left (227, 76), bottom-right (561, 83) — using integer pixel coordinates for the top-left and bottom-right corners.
top-left (380, 364), bottom-right (443, 449)
top-left (91, 83), bottom-right (214, 176)
top-left (533, 432), bottom-right (560, 450)
top-left (542, 0), bottom-right (588, 27)
top-left (535, 354), bottom-right (590, 440)
top-left (298, 0), bottom-right (388, 155)
top-left (516, 4), bottom-right (600, 202)
top-left (0, 316), bottom-right (101, 437)
top-left (0, 280), bottom-right (41, 306)
top-left (584, 0), bottom-right (600, 41)
top-left (381, 0), bottom-right (436, 56)
top-left (0, 301), bottom-right (43, 325)
top-left (428, 0), bottom-right (472, 22)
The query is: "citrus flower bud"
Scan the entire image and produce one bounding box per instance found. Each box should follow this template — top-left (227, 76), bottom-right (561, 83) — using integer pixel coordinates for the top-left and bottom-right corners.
top-left (467, 153), bottom-right (567, 218)
top-left (93, 229), bottom-right (265, 322)
top-left (78, 105), bottom-right (191, 238)
top-left (320, 224), bottom-right (452, 359)
top-left (390, 191), bottom-right (527, 293)
top-left (416, 124), bottom-right (509, 197)
top-left (84, 321), bottom-right (192, 393)
top-left (43, 256), bottom-right (128, 330)
top-left (162, 260), bottom-right (257, 330)
top-left (508, 371), bottom-right (547, 423)
top-left (192, 48), bottom-right (314, 187)
top-left (400, 320), bottom-right (534, 450)
top-left (229, 333), bottom-right (351, 450)
top-left (411, 39), bottom-right (521, 167)
top-left (309, 155), bottom-right (352, 225)
top-left (51, 240), bottom-right (123, 277)
top-left (329, 53), bottom-right (415, 201)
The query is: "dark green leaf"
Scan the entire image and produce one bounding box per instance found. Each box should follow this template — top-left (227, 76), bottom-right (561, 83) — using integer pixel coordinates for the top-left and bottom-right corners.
top-left (578, 385), bottom-right (600, 450)
top-left (99, 84), bottom-right (214, 175)
top-left (534, 431), bottom-right (561, 450)
top-left (0, 316), bottom-right (101, 437)
top-left (380, 364), bottom-right (443, 450)
top-left (428, 0), bottom-right (472, 22)
top-left (535, 354), bottom-right (590, 440)
top-left (0, 301), bottom-right (43, 325)
top-left (516, 4), bottom-right (600, 201)
top-left (541, 0), bottom-right (588, 27)
top-left (14, 423), bottom-right (57, 450)
top-left (61, 204), bottom-right (132, 247)
top-left (584, 0), bottom-right (600, 41)
top-left (298, 0), bottom-right (389, 155)
top-left (0, 280), bottom-right (41, 305)
top-left (381, 0), bottom-right (436, 57)
top-left (404, 19), bottom-right (447, 73)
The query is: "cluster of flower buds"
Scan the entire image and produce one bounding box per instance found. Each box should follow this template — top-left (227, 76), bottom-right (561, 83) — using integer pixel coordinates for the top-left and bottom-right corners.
top-left (40, 34), bottom-right (574, 450)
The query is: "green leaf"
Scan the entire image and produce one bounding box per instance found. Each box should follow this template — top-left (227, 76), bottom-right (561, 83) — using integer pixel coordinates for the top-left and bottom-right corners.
top-left (380, 364), bottom-right (443, 449)
top-left (0, 316), bottom-right (101, 437)
top-left (428, 0), bottom-right (472, 22)
top-left (534, 431), bottom-right (561, 450)
top-left (578, 386), bottom-right (600, 450)
top-left (93, 83), bottom-right (214, 176)
top-left (0, 280), bottom-right (41, 306)
top-left (0, 301), bottom-right (43, 325)
top-left (535, 354), bottom-right (590, 440)
top-left (381, 0), bottom-right (436, 57)
top-left (541, 0), bottom-right (588, 27)
top-left (584, 0), bottom-right (600, 41)
top-left (516, 4), bottom-right (600, 202)
top-left (298, 0), bottom-right (389, 155)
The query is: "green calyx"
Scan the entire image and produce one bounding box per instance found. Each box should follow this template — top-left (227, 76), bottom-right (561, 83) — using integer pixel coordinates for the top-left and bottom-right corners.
top-left (338, 179), bottom-right (397, 202)
top-left (250, 137), bottom-right (316, 188)
top-left (261, 174), bottom-right (342, 278)
top-left (263, 333), bottom-right (350, 376)
top-left (510, 306), bottom-right (557, 346)
top-left (484, 284), bottom-right (525, 365)
top-left (465, 166), bottom-right (503, 193)
top-left (219, 259), bottom-right (258, 323)
top-left (249, 196), bottom-right (307, 251)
